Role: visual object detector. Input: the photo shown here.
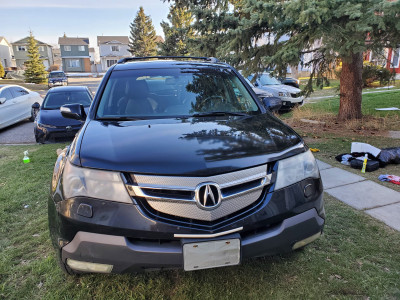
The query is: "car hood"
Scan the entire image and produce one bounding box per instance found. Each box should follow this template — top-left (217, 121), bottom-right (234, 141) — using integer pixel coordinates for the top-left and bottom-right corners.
top-left (252, 87), bottom-right (273, 97)
top-left (259, 84), bottom-right (301, 95)
top-left (78, 114), bottom-right (303, 176)
top-left (38, 107), bottom-right (88, 127)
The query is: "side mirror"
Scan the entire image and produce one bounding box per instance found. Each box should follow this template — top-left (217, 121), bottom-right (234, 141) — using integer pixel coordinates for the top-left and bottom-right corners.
top-left (262, 97), bottom-right (282, 112)
top-left (254, 81), bottom-right (259, 87)
top-left (32, 102), bottom-right (40, 109)
top-left (0, 97), bottom-right (6, 104)
top-left (60, 104), bottom-right (86, 121)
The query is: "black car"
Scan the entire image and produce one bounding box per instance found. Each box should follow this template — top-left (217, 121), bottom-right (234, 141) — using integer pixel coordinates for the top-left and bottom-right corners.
top-left (49, 57), bottom-right (324, 274)
top-left (48, 71), bottom-right (68, 88)
top-left (34, 86), bottom-right (92, 143)
top-left (279, 77), bottom-right (300, 88)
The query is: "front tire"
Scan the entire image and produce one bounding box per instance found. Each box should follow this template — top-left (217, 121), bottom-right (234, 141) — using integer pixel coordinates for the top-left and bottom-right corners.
top-left (29, 108), bottom-right (37, 121)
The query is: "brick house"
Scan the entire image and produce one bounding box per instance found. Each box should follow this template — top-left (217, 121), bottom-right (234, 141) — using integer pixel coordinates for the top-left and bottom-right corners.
top-left (58, 37), bottom-right (91, 72)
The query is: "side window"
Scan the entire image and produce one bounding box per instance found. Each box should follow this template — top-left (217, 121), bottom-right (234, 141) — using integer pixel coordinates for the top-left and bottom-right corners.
top-left (0, 88), bottom-right (14, 101)
top-left (9, 87), bottom-right (29, 98)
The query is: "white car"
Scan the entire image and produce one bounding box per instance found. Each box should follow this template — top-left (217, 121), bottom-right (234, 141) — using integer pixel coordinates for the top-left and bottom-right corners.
top-left (249, 73), bottom-right (304, 109)
top-left (0, 85), bottom-right (43, 130)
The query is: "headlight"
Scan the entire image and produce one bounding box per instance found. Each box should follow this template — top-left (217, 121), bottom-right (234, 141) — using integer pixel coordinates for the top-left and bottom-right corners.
top-left (274, 150), bottom-right (320, 190)
top-left (62, 160), bottom-right (132, 204)
top-left (278, 92), bottom-right (289, 97)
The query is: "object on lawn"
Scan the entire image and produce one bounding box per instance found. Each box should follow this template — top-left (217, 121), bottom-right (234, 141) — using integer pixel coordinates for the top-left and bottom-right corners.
top-left (378, 147), bottom-right (400, 166)
top-left (351, 142), bottom-right (381, 157)
top-left (337, 154), bottom-right (353, 165)
top-left (24, 204), bottom-right (29, 208)
top-left (361, 154), bottom-right (368, 173)
top-left (378, 174), bottom-right (400, 185)
top-left (310, 148), bottom-right (320, 152)
top-left (375, 107), bottom-right (400, 111)
top-left (23, 151), bottom-right (30, 164)
top-left (350, 158), bottom-right (380, 172)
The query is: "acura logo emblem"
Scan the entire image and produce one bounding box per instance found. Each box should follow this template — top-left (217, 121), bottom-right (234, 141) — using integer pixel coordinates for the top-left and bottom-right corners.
top-left (195, 182), bottom-right (222, 210)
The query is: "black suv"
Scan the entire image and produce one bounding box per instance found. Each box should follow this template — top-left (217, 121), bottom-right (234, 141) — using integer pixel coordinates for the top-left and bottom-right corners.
top-left (49, 57), bottom-right (325, 274)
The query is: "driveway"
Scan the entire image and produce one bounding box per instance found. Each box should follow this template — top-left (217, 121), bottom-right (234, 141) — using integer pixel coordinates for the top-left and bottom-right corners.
top-left (0, 77), bottom-right (102, 144)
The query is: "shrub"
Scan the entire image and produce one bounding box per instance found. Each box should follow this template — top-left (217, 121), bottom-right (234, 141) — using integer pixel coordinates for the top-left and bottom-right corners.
top-left (0, 61), bottom-right (4, 78)
top-left (335, 62), bottom-right (396, 87)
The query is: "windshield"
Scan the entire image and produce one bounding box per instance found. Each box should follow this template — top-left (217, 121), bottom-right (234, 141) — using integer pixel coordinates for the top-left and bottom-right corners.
top-left (258, 74), bottom-right (281, 85)
top-left (49, 72), bottom-right (65, 78)
top-left (96, 67), bottom-right (260, 119)
top-left (42, 91), bottom-right (92, 109)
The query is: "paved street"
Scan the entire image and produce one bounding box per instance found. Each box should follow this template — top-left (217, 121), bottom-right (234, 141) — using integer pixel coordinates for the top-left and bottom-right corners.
top-left (0, 77), bottom-right (102, 144)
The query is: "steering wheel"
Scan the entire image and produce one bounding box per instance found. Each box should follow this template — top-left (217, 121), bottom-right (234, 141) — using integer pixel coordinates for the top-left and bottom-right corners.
top-left (201, 95), bottom-right (225, 110)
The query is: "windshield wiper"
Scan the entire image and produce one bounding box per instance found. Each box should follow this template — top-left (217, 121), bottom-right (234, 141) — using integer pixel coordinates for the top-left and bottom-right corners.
top-left (97, 116), bottom-right (146, 121)
top-left (192, 111), bottom-right (248, 117)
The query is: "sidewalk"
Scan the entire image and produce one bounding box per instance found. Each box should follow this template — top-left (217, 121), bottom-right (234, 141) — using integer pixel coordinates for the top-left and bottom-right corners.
top-left (317, 160), bottom-right (400, 231)
top-left (306, 88), bottom-right (400, 102)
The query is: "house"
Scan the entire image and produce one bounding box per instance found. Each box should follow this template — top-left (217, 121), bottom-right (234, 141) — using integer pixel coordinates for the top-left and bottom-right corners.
top-left (11, 37), bottom-right (53, 69)
top-left (52, 48), bottom-right (62, 69)
top-left (58, 36), bottom-right (91, 72)
top-left (0, 36), bottom-right (16, 68)
top-left (365, 48), bottom-right (400, 79)
top-left (97, 36), bottom-right (130, 71)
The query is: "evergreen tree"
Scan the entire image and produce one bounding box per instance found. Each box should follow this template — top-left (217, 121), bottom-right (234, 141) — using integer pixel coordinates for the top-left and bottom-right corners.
top-left (174, 0), bottom-right (400, 120)
top-left (159, 5), bottom-right (194, 56)
top-left (129, 7), bottom-right (157, 56)
top-left (24, 32), bottom-right (47, 84)
top-left (0, 61), bottom-right (4, 78)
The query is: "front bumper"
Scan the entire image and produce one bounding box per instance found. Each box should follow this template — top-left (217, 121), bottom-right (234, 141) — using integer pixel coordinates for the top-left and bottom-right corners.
top-left (48, 80), bottom-right (67, 87)
top-left (62, 208), bottom-right (324, 273)
top-left (35, 125), bottom-right (80, 143)
top-left (280, 96), bottom-right (304, 108)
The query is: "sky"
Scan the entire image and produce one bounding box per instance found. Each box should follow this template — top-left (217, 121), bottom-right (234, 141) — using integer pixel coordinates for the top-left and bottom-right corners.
top-left (1, 0), bottom-right (170, 48)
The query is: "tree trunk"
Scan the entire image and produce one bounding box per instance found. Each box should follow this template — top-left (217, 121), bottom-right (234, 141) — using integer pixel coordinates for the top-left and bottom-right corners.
top-left (338, 52), bottom-right (363, 120)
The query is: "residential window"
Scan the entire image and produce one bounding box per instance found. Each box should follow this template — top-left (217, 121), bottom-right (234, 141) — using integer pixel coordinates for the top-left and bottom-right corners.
top-left (107, 60), bottom-right (117, 67)
top-left (39, 46), bottom-right (45, 52)
top-left (391, 48), bottom-right (400, 69)
top-left (78, 46), bottom-right (85, 51)
top-left (67, 59), bottom-right (80, 68)
top-left (17, 46), bottom-right (26, 51)
top-left (64, 45), bottom-right (71, 51)
top-left (111, 45), bottom-right (119, 52)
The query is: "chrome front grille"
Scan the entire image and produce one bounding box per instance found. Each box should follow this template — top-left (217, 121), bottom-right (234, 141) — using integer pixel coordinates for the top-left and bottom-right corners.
top-left (125, 164), bottom-right (271, 221)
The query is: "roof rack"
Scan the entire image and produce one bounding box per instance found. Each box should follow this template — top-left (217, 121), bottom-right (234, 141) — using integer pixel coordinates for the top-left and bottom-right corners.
top-left (117, 56), bottom-right (220, 64)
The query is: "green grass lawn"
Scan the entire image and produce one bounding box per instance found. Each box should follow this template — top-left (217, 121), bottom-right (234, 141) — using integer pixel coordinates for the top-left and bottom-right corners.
top-left (1, 144), bottom-right (400, 299)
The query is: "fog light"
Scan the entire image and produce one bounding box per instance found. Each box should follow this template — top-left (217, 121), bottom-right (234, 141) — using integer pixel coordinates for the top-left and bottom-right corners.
top-left (292, 232), bottom-right (321, 250)
top-left (66, 259), bottom-right (113, 273)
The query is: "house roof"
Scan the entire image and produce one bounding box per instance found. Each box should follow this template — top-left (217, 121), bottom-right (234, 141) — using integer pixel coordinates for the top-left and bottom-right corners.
top-left (0, 36), bottom-right (12, 47)
top-left (12, 36), bottom-right (51, 46)
top-left (58, 37), bottom-right (89, 45)
top-left (97, 36), bottom-right (129, 46)
top-left (155, 36), bottom-right (164, 43)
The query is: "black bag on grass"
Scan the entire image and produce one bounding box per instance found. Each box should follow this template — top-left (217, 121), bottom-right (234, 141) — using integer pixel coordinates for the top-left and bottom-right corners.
top-left (378, 147), bottom-right (400, 166)
top-left (350, 159), bottom-right (380, 172)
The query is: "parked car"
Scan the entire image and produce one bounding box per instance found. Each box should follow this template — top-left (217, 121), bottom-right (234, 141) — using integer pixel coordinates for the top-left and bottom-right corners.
top-left (279, 77), bottom-right (300, 88)
top-left (244, 78), bottom-right (282, 112)
top-left (49, 57), bottom-right (325, 275)
top-left (0, 85), bottom-right (42, 130)
top-left (34, 86), bottom-right (92, 143)
top-left (48, 71), bottom-right (68, 88)
top-left (248, 73), bottom-right (304, 110)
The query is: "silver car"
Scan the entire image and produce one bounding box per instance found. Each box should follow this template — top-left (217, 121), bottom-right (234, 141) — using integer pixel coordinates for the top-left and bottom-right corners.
top-left (0, 85), bottom-right (42, 129)
top-left (249, 73), bottom-right (304, 109)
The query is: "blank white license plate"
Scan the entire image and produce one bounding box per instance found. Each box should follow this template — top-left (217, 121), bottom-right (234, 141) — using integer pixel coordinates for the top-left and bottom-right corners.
top-left (183, 239), bottom-right (240, 271)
